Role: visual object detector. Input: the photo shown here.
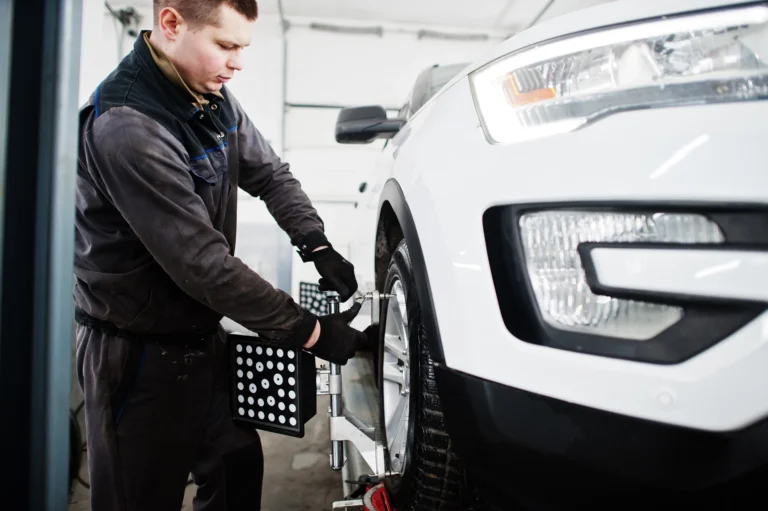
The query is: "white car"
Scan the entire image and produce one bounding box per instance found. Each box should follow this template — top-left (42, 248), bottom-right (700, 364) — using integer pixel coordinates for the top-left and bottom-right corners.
top-left (334, 0), bottom-right (768, 509)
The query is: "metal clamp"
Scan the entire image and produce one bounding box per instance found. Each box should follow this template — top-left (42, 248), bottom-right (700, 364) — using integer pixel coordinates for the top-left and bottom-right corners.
top-left (355, 290), bottom-right (393, 327)
top-left (316, 367), bottom-right (330, 395)
top-left (318, 291), bottom-right (394, 476)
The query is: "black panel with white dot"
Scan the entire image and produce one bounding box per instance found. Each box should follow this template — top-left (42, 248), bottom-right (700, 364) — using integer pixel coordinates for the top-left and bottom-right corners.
top-left (229, 334), bottom-right (316, 438)
top-left (299, 282), bottom-right (328, 316)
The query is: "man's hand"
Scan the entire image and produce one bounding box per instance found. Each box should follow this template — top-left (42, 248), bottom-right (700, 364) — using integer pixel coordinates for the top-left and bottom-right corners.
top-left (309, 247), bottom-right (358, 302)
top-left (306, 302), bottom-right (370, 365)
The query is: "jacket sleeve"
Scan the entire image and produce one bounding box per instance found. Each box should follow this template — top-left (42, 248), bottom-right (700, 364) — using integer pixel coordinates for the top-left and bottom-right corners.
top-left (83, 106), bottom-right (315, 342)
top-left (230, 94), bottom-right (329, 255)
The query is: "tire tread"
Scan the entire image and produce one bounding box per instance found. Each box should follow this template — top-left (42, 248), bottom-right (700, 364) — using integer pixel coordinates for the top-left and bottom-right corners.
top-left (380, 240), bottom-right (479, 511)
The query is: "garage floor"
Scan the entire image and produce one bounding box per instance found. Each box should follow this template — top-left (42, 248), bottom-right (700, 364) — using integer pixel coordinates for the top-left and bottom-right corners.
top-left (68, 396), bottom-right (343, 511)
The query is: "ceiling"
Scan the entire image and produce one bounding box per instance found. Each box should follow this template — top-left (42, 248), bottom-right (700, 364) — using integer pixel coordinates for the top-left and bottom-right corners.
top-left (112, 0), bottom-right (617, 35)
top-left (268, 0), bottom-right (550, 33)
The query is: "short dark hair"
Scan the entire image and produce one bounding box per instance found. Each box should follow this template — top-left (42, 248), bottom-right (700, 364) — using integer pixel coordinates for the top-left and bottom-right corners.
top-left (154, 0), bottom-right (258, 27)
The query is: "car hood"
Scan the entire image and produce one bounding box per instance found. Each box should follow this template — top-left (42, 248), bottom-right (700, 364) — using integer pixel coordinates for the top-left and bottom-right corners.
top-left (463, 0), bottom-right (761, 75)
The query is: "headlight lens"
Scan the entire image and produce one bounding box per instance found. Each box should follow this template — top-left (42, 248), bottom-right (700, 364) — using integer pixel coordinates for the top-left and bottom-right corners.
top-left (470, 5), bottom-right (768, 144)
top-left (519, 211), bottom-right (724, 340)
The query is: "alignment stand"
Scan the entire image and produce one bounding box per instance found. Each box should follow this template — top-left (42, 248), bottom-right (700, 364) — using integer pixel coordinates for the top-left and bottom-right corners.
top-left (317, 291), bottom-right (394, 480)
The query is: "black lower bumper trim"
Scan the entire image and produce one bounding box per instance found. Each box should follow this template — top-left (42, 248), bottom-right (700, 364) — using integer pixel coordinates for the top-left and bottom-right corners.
top-left (435, 365), bottom-right (768, 508)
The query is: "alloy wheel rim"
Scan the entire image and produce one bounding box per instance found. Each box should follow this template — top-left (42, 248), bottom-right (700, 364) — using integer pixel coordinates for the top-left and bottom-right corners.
top-left (382, 279), bottom-right (410, 475)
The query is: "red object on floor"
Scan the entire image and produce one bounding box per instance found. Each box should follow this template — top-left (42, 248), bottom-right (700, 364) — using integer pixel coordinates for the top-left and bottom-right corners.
top-left (364, 483), bottom-right (396, 511)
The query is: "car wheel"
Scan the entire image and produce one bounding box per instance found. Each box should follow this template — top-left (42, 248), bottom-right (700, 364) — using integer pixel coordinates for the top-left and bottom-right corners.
top-left (376, 239), bottom-right (471, 510)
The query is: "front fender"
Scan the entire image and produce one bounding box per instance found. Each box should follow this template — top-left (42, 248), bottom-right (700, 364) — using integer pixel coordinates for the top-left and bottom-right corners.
top-left (377, 179), bottom-right (445, 363)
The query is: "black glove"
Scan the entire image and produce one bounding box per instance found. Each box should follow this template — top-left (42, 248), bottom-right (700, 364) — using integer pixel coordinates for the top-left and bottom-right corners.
top-left (297, 231), bottom-right (358, 302)
top-left (307, 302), bottom-right (371, 365)
top-left (313, 248), bottom-right (358, 302)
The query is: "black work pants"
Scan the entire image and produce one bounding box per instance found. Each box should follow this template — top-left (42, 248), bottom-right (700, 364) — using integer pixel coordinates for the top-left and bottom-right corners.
top-left (75, 324), bottom-right (264, 511)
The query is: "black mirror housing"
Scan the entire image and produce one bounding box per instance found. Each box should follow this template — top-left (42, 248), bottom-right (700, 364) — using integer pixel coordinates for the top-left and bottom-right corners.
top-left (335, 106), bottom-right (405, 144)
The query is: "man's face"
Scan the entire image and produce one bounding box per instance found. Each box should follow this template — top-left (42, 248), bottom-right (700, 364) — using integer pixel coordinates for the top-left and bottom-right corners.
top-left (167, 4), bottom-right (254, 94)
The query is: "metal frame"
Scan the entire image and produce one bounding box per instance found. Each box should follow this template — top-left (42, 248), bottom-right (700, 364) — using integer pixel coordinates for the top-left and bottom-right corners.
top-left (0, 0), bottom-right (82, 507)
top-left (319, 292), bottom-right (394, 485)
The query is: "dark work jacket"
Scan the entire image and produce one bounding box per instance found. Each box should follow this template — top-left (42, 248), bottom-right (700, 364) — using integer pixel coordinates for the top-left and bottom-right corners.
top-left (74, 34), bottom-right (324, 342)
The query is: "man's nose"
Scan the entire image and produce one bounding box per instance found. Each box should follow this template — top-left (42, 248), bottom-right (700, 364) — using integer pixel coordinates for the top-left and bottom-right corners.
top-left (228, 52), bottom-right (244, 72)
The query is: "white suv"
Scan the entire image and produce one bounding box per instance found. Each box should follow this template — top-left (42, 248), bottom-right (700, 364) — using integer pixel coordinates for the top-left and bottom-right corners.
top-left (335, 0), bottom-right (768, 509)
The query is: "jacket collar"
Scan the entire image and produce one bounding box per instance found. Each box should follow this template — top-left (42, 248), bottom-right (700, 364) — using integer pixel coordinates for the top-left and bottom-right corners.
top-left (133, 31), bottom-right (227, 121)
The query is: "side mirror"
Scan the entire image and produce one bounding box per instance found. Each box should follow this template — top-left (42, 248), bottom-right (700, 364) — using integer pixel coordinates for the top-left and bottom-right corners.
top-left (335, 106), bottom-right (406, 144)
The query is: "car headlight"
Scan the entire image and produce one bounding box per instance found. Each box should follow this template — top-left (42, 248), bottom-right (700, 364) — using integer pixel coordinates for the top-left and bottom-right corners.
top-left (469, 4), bottom-right (768, 144)
top-left (519, 211), bottom-right (724, 340)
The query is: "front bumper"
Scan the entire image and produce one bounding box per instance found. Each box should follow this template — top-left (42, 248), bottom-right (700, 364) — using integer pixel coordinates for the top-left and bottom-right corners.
top-left (397, 76), bottom-right (768, 432)
top-left (435, 364), bottom-right (768, 507)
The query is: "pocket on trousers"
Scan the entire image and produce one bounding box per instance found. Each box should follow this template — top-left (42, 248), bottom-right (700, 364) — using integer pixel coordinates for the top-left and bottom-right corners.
top-left (108, 338), bottom-right (146, 427)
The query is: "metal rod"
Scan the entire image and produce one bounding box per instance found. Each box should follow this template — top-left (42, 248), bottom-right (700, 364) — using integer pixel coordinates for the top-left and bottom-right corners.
top-left (525, 0), bottom-right (556, 29)
top-left (327, 294), bottom-right (344, 470)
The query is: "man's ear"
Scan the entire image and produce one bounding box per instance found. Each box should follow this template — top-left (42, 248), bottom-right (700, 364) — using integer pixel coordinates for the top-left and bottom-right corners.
top-left (157, 6), bottom-right (186, 40)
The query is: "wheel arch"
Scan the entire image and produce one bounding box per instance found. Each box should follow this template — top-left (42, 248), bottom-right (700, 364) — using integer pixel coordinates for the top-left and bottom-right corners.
top-left (375, 179), bottom-right (445, 363)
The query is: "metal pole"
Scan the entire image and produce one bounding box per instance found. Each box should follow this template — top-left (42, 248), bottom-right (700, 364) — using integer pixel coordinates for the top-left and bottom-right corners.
top-left (0, 0), bottom-right (12, 324)
top-left (0, 0), bottom-right (82, 507)
top-left (327, 294), bottom-right (344, 470)
top-left (275, 0), bottom-right (292, 295)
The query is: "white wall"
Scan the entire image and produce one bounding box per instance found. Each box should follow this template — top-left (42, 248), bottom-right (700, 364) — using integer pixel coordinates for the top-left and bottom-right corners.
top-left (280, 19), bottom-right (498, 300)
top-left (78, 3), bottom-right (498, 299)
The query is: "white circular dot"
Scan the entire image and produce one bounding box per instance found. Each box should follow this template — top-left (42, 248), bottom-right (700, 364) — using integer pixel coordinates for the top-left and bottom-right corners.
top-left (274, 374), bottom-right (283, 385)
top-left (277, 349), bottom-right (284, 358)
top-left (256, 346), bottom-right (263, 355)
top-left (246, 345), bottom-right (253, 354)
top-left (248, 359), bottom-right (254, 367)
top-left (238, 395), bottom-right (244, 403)
top-left (256, 362), bottom-right (264, 372)
top-left (288, 364), bottom-right (295, 372)
top-left (248, 409), bottom-right (255, 418)
top-left (236, 357), bottom-right (243, 365)
top-left (237, 370), bottom-right (243, 378)
top-left (288, 351), bottom-right (295, 359)
top-left (289, 391), bottom-right (296, 399)
top-left (248, 396), bottom-right (254, 405)
top-left (290, 418), bottom-right (297, 426)
top-left (288, 377), bottom-right (296, 387)
top-left (289, 404), bottom-right (296, 413)
top-left (267, 361), bottom-right (274, 370)
top-left (247, 371), bottom-right (254, 380)
top-left (278, 389), bottom-right (285, 398)
top-left (268, 413), bottom-right (275, 422)
top-left (237, 382), bottom-right (244, 391)
top-left (258, 411), bottom-right (265, 420)
top-left (277, 362), bottom-right (284, 371)
top-left (267, 348), bottom-right (273, 356)
top-left (258, 398), bottom-right (265, 407)
top-left (236, 344), bottom-right (243, 352)
top-left (238, 407), bottom-right (245, 416)
top-left (249, 383), bottom-right (257, 394)
top-left (279, 415), bottom-right (286, 424)
top-left (267, 396), bottom-right (276, 406)
top-left (278, 402), bottom-right (286, 411)
top-left (261, 379), bottom-right (270, 389)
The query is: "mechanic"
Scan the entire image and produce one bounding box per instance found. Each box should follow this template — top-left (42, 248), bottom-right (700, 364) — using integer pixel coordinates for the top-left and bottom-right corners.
top-left (73, 1), bottom-right (371, 510)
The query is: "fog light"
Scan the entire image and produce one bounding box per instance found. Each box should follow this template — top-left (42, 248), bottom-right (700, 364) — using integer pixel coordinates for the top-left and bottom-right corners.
top-left (518, 211), bottom-right (724, 340)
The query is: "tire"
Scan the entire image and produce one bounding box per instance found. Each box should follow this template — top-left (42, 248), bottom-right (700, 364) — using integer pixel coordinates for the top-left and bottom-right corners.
top-left (376, 239), bottom-right (474, 511)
